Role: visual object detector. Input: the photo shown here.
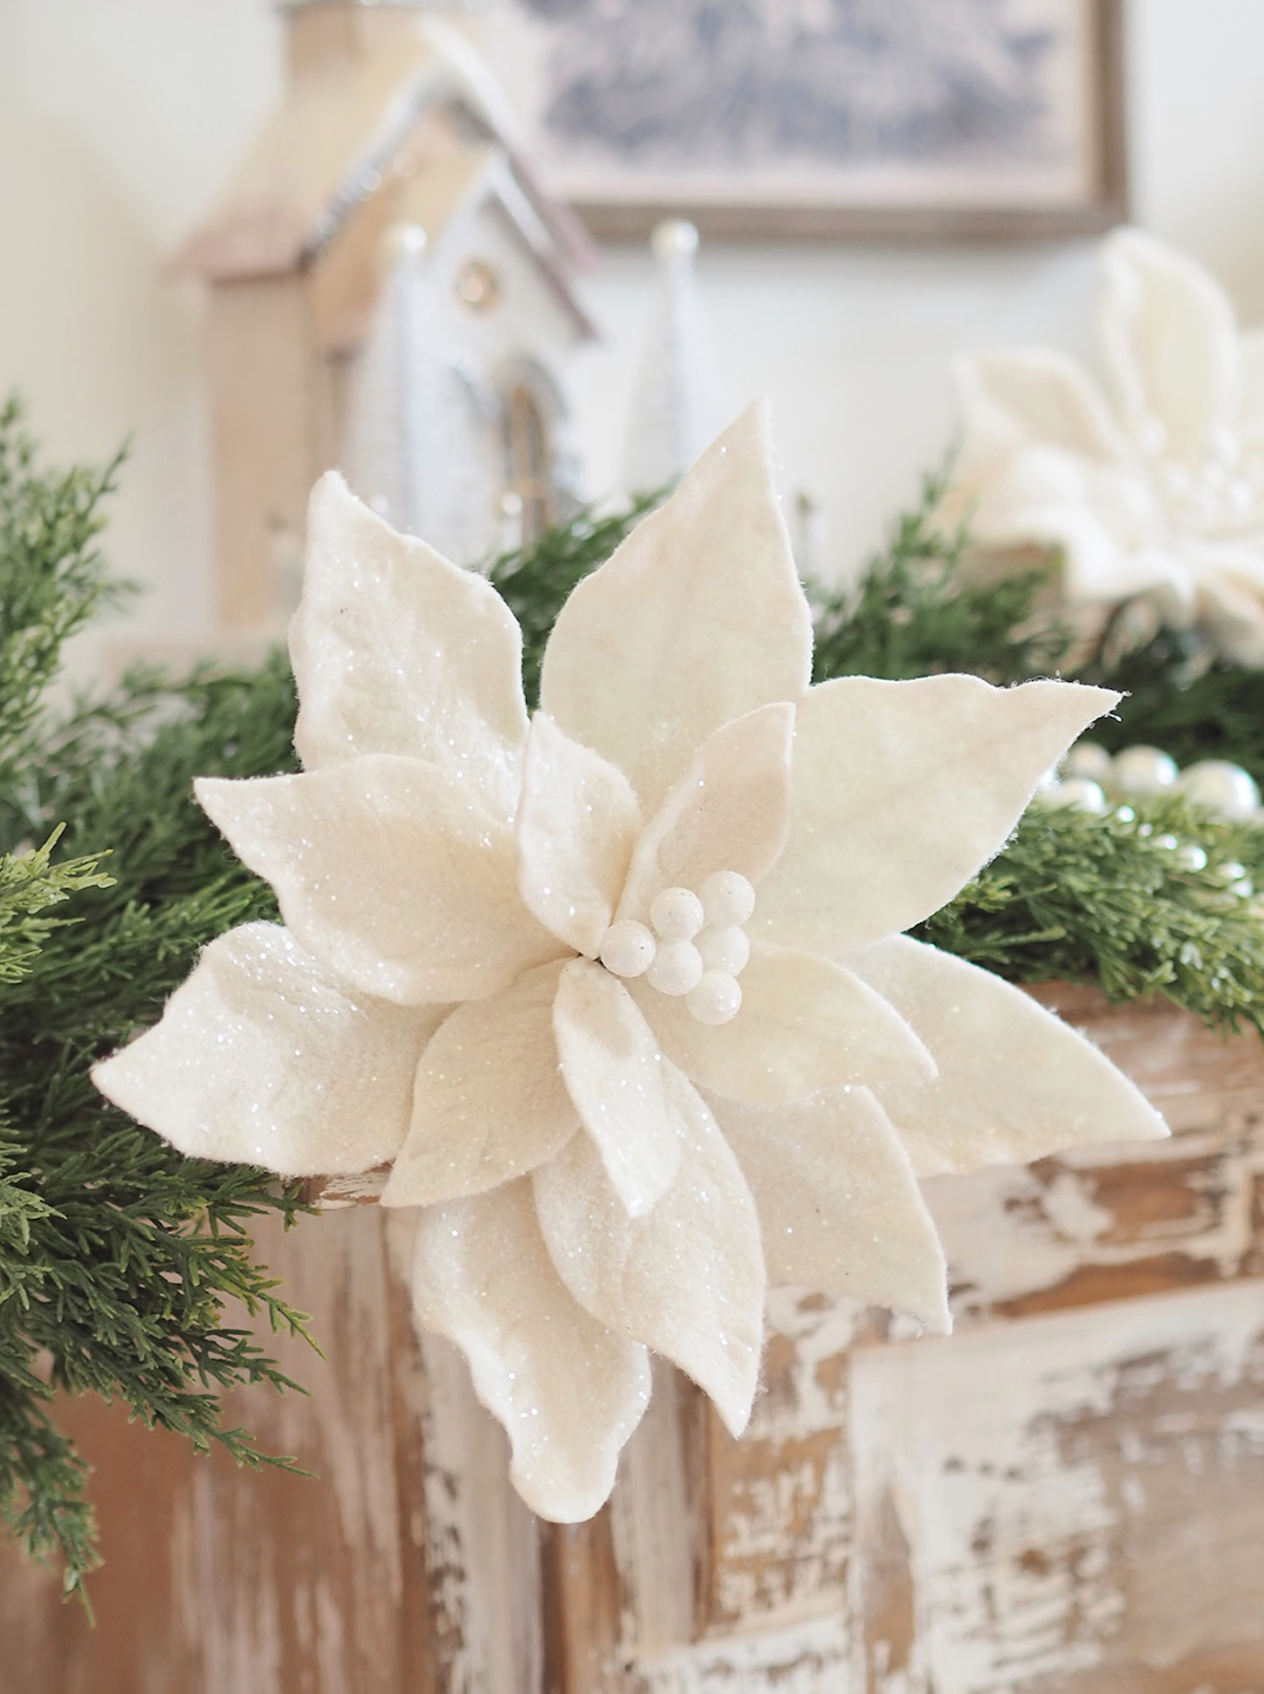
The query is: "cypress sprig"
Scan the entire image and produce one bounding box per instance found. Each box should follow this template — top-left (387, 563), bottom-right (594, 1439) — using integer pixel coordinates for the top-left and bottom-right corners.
top-left (918, 794), bottom-right (1264, 1034)
top-left (0, 404), bottom-right (310, 1603)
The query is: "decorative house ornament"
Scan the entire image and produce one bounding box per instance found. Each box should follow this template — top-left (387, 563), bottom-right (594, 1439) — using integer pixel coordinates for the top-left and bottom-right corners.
top-left (93, 402), bottom-right (1168, 1523)
top-left (621, 219), bottom-right (722, 497)
top-left (175, 0), bottom-right (594, 628)
top-left (945, 228), bottom-right (1264, 664)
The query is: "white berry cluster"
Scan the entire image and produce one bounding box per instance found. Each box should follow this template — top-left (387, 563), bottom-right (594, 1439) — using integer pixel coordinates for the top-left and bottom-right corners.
top-left (597, 870), bottom-right (754, 1025)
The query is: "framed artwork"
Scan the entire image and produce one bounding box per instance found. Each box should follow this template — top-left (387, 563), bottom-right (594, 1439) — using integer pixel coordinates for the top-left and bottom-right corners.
top-left (480, 0), bottom-right (1127, 240)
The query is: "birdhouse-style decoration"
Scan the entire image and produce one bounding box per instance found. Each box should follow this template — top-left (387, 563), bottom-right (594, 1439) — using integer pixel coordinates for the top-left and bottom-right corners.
top-left (175, 0), bottom-right (596, 630)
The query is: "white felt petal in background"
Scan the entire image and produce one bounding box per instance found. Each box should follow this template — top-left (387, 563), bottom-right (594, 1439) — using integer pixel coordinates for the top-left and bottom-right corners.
top-left (290, 474), bottom-right (529, 820)
top-left (93, 922), bottom-right (441, 1174)
top-left (197, 759), bottom-right (561, 1007)
top-left (756, 675), bottom-right (1120, 954)
top-left (635, 942), bottom-right (933, 1107)
top-left (552, 960), bottom-right (682, 1217)
top-left (538, 401), bottom-right (813, 811)
top-left (517, 713), bottom-right (641, 957)
top-left (1099, 227), bottom-right (1240, 466)
top-left (617, 703), bottom-right (793, 923)
top-left (382, 960), bottom-right (575, 1208)
top-left (848, 934), bottom-right (1169, 1177)
top-left (712, 1086), bottom-right (950, 1333)
top-left (412, 1181), bottom-right (652, 1522)
top-left (954, 347), bottom-right (1130, 467)
top-left (534, 1066), bottom-right (765, 1438)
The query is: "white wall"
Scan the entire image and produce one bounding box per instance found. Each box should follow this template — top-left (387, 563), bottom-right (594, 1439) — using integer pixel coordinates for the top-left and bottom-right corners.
top-left (2, 0), bottom-right (1264, 631)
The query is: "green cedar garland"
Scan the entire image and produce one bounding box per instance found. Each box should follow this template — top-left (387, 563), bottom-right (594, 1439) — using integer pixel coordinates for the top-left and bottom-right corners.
top-left (0, 405), bottom-right (311, 1605)
top-left (8, 404), bottom-right (1264, 1599)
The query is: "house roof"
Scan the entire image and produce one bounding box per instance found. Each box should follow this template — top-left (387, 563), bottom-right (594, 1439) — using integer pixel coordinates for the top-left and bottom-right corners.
top-left (172, 21), bottom-right (593, 291)
top-left (311, 145), bottom-right (599, 349)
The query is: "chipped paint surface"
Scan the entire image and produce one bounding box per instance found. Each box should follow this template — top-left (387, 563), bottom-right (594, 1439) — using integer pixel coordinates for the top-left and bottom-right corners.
top-left (5, 989), bottom-right (1264, 1693)
top-left (704, 1291), bottom-right (865, 1630)
top-left (849, 1280), bottom-right (1264, 1693)
top-left (628, 1614), bottom-right (849, 1693)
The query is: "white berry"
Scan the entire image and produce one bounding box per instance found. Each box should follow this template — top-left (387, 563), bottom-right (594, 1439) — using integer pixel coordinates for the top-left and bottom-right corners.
top-left (1044, 777), bottom-right (1108, 815)
top-left (649, 886), bottom-right (705, 940)
top-left (696, 924), bottom-right (750, 976)
top-left (687, 971), bottom-right (742, 1025)
top-left (1062, 740), bottom-right (1112, 782)
top-left (699, 870), bottom-right (755, 927)
top-left (646, 940), bottom-right (703, 996)
top-left (598, 919), bottom-right (657, 978)
top-left (1110, 745), bottom-right (1179, 797)
top-left (1178, 759), bottom-right (1261, 821)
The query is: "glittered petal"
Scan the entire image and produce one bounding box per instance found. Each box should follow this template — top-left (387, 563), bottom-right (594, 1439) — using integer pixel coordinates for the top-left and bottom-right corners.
top-left (92, 922), bottom-right (440, 1175)
top-left (633, 942), bottom-right (933, 1108)
top-left (553, 959), bottom-right (682, 1218)
top-left (712, 1086), bottom-right (950, 1333)
top-left (517, 714), bottom-right (642, 957)
top-left (617, 703), bottom-right (794, 923)
top-left (849, 935), bottom-right (1168, 1177)
top-left (539, 401), bottom-right (813, 811)
top-left (412, 1181), bottom-right (651, 1523)
top-left (1099, 228), bottom-right (1240, 466)
top-left (534, 1067), bottom-right (764, 1437)
top-left (382, 960), bottom-right (576, 1207)
top-left (756, 675), bottom-right (1120, 953)
top-left (197, 758), bottom-right (561, 1007)
top-left (290, 473), bottom-right (528, 821)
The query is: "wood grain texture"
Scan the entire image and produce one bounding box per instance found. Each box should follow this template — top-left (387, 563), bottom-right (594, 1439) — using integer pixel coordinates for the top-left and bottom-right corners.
top-left (0, 1207), bottom-right (437, 1694)
top-left (4, 989), bottom-right (1263, 1692)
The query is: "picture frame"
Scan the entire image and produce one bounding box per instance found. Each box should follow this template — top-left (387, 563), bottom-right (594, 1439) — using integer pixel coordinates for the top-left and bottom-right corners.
top-left (481, 0), bottom-right (1128, 241)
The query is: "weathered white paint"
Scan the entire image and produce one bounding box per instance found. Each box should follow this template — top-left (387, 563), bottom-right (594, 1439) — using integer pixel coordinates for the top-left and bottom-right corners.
top-left (925, 1116), bottom-right (1264, 1316)
top-left (631, 1613), bottom-right (849, 1694)
top-left (848, 1279), bottom-right (1264, 1694)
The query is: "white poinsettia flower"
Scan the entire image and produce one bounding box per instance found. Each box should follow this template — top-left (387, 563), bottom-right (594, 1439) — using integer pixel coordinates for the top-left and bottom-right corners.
top-left (93, 402), bottom-right (1167, 1525)
top-left (946, 227), bottom-right (1264, 664)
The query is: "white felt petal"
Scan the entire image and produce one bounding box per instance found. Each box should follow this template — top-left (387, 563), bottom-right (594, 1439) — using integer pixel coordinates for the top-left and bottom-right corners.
top-left (197, 759), bottom-right (561, 1007)
top-left (955, 347), bottom-right (1129, 466)
top-left (756, 675), bottom-right (1120, 953)
top-left (290, 474), bottom-right (529, 821)
top-left (92, 922), bottom-right (440, 1175)
top-left (617, 703), bottom-right (794, 924)
top-left (517, 713), bottom-right (641, 957)
top-left (1237, 327), bottom-right (1264, 436)
top-left (539, 401), bottom-right (813, 811)
top-left (1099, 228), bottom-right (1240, 465)
top-left (412, 1181), bottom-right (651, 1522)
top-left (534, 1067), bottom-right (765, 1437)
top-left (553, 959), bottom-right (682, 1217)
top-left (1179, 539), bottom-right (1264, 667)
top-left (848, 935), bottom-right (1168, 1177)
top-left (633, 942), bottom-right (933, 1107)
top-left (381, 960), bottom-right (576, 1208)
top-left (712, 1087), bottom-right (950, 1333)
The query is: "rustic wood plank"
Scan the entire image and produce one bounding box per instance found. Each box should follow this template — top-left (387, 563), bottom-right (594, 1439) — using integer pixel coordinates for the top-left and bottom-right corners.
top-left (849, 1280), bottom-right (1264, 1693)
top-left (0, 1207), bottom-right (440, 1694)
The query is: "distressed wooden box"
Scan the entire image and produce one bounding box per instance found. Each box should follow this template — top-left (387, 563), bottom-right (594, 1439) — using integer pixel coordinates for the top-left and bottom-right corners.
top-left (4, 986), bottom-right (1263, 1693)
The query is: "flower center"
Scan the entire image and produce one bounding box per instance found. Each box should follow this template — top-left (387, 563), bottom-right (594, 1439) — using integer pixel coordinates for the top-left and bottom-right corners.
top-left (597, 870), bottom-right (754, 1026)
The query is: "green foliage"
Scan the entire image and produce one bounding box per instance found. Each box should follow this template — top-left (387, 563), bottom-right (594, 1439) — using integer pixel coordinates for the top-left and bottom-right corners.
top-left (1082, 628), bottom-right (1264, 788)
top-left (808, 469), bottom-right (1075, 684)
top-left (918, 794), bottom-right (1264, 1034)
top-left (0, 403), bottom-right (310, 1604)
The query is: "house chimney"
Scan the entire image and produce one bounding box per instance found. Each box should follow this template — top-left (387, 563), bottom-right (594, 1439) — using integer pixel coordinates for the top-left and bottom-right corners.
top-left (278, 0), bottom-right (486, 78)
